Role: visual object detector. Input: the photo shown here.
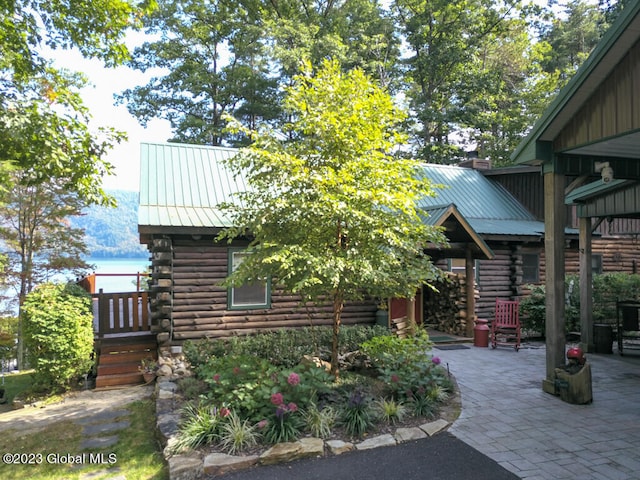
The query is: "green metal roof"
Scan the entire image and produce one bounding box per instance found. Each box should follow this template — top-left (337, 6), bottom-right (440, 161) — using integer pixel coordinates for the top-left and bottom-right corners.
top-left (418, 164), bottom-right (544, 237)
top-left (139, 142), bottom-right (243, 230)
top-left (139, 143), bottom-right (544, 238)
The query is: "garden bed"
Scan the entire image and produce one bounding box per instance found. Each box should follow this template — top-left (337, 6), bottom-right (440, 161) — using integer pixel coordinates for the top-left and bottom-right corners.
top-left (156, 326), bottom-right (461, 477)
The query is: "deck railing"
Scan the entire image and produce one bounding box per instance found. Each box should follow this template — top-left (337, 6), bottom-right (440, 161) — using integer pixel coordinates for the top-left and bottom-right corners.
top-left (92, 290), bottom-right (152, 338)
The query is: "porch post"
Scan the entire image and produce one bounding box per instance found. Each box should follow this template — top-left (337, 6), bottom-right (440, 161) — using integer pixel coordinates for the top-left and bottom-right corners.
top-left (542, 171), bottom-right (566, 395)
top-left (465, 246), bottom-right (476, 337)
top-left (579, 217), bottom-right (594, 352)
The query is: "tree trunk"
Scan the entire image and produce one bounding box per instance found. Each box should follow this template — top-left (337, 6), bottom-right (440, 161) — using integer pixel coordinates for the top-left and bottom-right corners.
top-left (330, 289), bottom-right (344, 379)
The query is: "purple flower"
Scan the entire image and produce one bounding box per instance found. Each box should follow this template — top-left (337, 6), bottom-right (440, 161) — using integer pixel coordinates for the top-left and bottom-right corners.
top-left (432, 356), bottom-right (441, 365)
top-left (275, 404), bottom-right (288, 419)
top-left (271, 392), bottom-right (284, 406)
top-left (287, 372), bottom-right (300, 386)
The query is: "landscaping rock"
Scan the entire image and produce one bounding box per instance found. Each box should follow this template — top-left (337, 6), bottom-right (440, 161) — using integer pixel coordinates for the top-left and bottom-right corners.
top-left (355, 434), bottom-right (396, 450)
top-left (168, 454), bottom-right (203, 480)
top-left (157, 413), bottom-right (181, 444)
top-left (420, 419), bottom-right (449, 436)
top-left (260, 441), bottom-right (302, 465)
top-left (203, 452), bottom-right (259, 476)
top-left (326, 439), bottom-right (354, 455)
top-left (394, 427), bottom-right (427, 443)
top-left (298, 437), bottom-right (325, 457)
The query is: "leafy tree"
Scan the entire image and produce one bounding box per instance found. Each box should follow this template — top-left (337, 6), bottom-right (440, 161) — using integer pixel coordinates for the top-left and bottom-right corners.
top-left (118, 0), bottom-right (399, 146)
top-left (118, 0), bottom-right (279, 146)
top-left (458, 15), bottom-right (561, 166)
top-left (1, 68), bottom-right (125, 204)
top-left (392, 0), bottom-right (527, 163)
top-left (219, 60), bottom-right (447, 377)
top-left (537, 0), bottom-right (609, 85)
top-left (0, 172), bottom-right (93, 368)
top-left (0, 0), bottom-right (152, 198)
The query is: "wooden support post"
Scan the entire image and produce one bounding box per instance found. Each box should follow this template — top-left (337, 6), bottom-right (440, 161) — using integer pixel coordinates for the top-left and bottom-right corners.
top-left (465, 246), bottom-right (476, 338)
top-left (543, 171), bottom-right (566, 395)
top-left (579, 217), bottom-right (594, 352)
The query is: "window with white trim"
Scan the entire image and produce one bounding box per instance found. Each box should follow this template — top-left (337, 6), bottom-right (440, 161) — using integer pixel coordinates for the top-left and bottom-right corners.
top-left (228, 249), bottom-right (270, 309)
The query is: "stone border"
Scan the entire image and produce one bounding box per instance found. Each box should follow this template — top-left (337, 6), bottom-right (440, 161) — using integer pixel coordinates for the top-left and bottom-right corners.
top-left (156, 378), bottom-right (451, 480)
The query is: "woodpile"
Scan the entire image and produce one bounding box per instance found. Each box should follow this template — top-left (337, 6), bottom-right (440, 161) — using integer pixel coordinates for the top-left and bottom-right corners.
top-left (424, 272), bottom-right (478, 336)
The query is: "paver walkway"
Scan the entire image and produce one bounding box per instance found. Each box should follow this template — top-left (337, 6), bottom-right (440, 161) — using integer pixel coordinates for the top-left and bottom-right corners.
top-left (435, 342), bottom-right (640, 480)
top-left (0, 385), bottom-right (152, 436)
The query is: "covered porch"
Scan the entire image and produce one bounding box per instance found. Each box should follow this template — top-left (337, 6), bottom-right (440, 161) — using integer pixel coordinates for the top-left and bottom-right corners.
top-left (511, 2), bottom-right (640, 394)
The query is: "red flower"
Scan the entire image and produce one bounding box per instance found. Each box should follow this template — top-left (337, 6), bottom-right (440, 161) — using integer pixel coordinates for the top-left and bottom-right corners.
top-left (287, 372), bottom-right (300, 386)
top-left (390, 374), bottom-right (399, 383)
top-left (213, 374), bottom-right (220, 383)
top-left (270, 392), bottom-right (284, 406)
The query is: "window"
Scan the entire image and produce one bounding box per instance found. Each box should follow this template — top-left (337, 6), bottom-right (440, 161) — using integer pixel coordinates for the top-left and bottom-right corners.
top-left (228, 249), bottom-right (270, 309)
top-left (592, 254), bottom-right (603, 275)
top-left (522, 253), bottom-right (539, 283)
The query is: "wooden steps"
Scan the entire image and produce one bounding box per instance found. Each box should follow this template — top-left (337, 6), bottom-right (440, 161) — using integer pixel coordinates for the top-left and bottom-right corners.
top-left (95, 335), bottom-right (157, 388)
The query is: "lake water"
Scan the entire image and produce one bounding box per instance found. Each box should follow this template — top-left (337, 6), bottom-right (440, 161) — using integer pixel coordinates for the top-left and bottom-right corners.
top-left (85, 257), bottom-right (150, 293)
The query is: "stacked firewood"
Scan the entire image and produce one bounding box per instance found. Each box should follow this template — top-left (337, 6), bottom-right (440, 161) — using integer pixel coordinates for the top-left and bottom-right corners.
top-left (424, 272), bottom-right (478, 336)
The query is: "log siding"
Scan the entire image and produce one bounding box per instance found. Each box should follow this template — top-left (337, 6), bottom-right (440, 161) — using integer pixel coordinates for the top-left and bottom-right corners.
top-left (149, 235), bottom-right (376, 343)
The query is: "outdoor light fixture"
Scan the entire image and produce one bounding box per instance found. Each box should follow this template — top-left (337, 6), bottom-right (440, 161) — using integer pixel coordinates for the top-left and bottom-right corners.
top-left (595, 161), bottom-right (614, 183)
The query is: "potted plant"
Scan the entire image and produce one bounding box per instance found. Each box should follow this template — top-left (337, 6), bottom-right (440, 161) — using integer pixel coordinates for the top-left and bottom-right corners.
top-left (139, 357), bottom-right (158, 383)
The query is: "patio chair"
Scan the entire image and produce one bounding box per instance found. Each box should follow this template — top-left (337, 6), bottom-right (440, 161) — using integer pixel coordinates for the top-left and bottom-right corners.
top-left (490, 298), bottom-right (521, 351)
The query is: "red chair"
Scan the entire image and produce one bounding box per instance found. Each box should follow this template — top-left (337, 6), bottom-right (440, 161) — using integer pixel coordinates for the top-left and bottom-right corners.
top-left (491, 299), bottom-right (521, 351)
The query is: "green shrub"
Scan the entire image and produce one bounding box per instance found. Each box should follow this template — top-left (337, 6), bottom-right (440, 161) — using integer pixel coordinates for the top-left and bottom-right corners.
top-left (197, 353), bottom-right (333, 423)
top-left (360, 329), bottom-right (446, 402)
top-left (183, 325), bottom-right (388, 369)
top-left (520, 273), bottom-right (640, 335)
top-left (22, 282), bottom-right (94, 391)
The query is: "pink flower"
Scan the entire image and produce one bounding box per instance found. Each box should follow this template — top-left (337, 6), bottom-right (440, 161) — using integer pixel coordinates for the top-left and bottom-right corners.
top-left (287, 402), bottom-right (298, 412)
top-left (390, 374), bottom-right (399, 383)
top-left (213, 374), bottom-right (220, 383)
top-left (432, 356), bottom-right (441, 365)
top-left (287, 372), bottom-right (300, 386)
top-left (257, 419), bottom-right (268, 429)
top-left (270, 392), bottom-right (284, 406)
top-left (219, 407), bottom-right (231, 417)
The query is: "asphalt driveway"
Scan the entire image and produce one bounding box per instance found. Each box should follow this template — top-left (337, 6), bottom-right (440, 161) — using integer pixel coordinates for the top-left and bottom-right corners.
top-left (213, 432), bottom-right (519, 480)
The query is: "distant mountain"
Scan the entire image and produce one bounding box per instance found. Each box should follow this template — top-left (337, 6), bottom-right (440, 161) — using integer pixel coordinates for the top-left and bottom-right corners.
top-left (71, 190), bottom-right (147, 258)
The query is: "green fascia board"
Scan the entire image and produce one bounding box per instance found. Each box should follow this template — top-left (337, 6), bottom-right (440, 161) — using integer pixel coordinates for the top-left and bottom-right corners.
top-left (511, 2), bottom-right (640, 166)
top-left (565, 178), bottom-right (632, 204)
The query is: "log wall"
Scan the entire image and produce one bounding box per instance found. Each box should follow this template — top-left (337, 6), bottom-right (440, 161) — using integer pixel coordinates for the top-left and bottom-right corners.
top-left (148, 235), bottom-right (376, 343)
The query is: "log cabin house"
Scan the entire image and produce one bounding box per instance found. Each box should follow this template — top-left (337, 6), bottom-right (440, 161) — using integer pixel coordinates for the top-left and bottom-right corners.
top-left (137, 142), bottom-right (596, 345)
